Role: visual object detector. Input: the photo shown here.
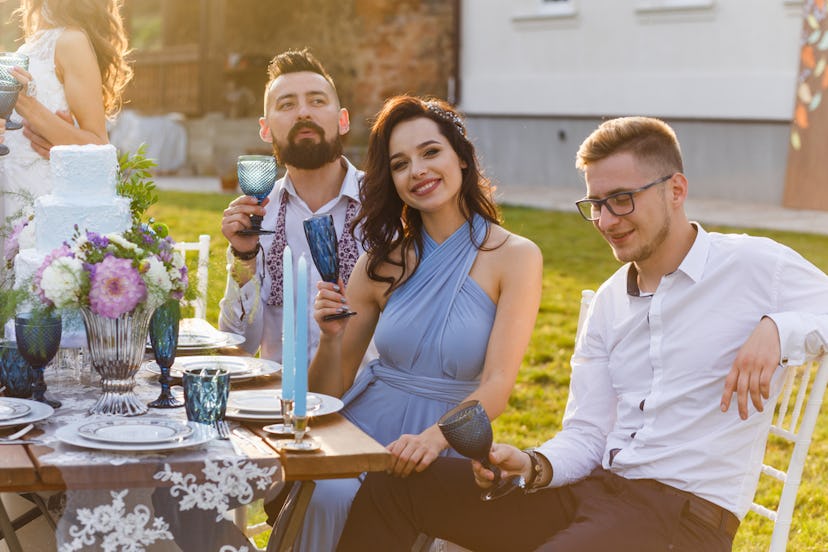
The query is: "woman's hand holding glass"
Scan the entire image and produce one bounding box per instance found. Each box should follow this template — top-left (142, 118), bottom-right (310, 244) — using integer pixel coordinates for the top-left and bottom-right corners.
top-left (313, 280), bottom-right (354, 335)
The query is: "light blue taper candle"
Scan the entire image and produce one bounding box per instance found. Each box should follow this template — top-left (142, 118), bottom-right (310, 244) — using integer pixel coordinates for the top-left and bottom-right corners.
top-left (294, 254), bottom-right (309, 417)
top-left (282, 245), bottom-right (295, 401)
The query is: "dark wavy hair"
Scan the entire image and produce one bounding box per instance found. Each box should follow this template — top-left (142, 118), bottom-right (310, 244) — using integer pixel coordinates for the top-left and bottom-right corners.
top-left (16, 0), bottom-right (133, 118)
top-left (354, 95), bottom-right (500, 294)
top-left (264, 48), bottom-right (338, 110)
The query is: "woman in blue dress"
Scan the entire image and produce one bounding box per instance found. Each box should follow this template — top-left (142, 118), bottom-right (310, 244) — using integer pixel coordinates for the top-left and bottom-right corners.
top-left (296, 96), bottom-right (543, 551)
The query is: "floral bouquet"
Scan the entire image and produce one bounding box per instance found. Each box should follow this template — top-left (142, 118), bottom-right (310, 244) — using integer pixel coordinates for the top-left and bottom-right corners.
top-left (32, 221), bottom-right (188, 319)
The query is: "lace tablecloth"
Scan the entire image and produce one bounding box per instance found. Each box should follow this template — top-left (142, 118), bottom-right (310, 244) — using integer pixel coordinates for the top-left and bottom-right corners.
top-left (26, 362), bottom-right (280, 552)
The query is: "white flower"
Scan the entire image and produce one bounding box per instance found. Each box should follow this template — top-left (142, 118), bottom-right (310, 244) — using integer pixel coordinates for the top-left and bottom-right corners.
top-left (144, 256), bottom-right (172, 296)
top-left (107, 233), bottom-right (137, 251)
top-left (40, 256), bottom-right (84, 308)
top-left (18, 222), bottom-right (35, 250)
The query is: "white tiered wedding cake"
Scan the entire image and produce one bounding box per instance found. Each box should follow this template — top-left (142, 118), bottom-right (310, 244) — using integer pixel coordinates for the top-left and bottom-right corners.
top-left (11, 144), bottom-right (132, 346)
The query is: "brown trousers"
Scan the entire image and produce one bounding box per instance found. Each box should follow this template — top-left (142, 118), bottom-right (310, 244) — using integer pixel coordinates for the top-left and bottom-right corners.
top-left (338, 459), bottom-right (737, 552)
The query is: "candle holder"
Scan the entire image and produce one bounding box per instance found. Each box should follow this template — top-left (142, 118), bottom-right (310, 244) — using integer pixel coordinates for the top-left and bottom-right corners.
top-left (284, 415), bottom-right (318, 451)
top-left (267, 396), bottom-right (295, 434)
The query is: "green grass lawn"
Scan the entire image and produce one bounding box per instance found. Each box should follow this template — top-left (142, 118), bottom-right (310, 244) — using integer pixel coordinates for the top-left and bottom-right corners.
top-left (152, 190), bottom-right (828, 551)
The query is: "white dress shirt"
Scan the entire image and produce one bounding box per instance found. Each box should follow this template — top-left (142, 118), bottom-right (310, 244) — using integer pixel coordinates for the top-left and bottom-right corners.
top-left (218, 157), bottom-right (366, 362)
top-left (537, 224), bottom-right (828, 518)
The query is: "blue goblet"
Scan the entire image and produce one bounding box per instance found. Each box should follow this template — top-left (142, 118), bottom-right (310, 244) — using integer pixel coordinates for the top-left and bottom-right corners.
top-left (303, 214), bottom-right (357, 321)
top-left (0, 53), bottom-right (29, 131)
top-left (237, 154), bottom-right (277, 236)
top-left (438, 400), bottom-right (521, 501)
top-left (148, 299), bottom-right (183, 408)
top-left (14, 312), bottom-right (62, 408)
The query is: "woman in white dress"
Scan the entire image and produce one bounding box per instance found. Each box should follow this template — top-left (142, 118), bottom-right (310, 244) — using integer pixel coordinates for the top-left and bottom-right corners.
top-left (0, 0), bottom-right (132, 223)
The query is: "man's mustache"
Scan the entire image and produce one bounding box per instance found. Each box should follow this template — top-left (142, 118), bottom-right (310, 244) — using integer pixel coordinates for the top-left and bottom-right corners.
top-left (288, 121), bottom-right (325, 142)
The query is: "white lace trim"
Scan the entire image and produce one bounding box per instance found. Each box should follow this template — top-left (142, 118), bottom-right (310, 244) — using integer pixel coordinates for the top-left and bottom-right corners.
top-left (154, 458), bottom-right (277, 521)
top-left (59, 490), bottom-right (174, 552)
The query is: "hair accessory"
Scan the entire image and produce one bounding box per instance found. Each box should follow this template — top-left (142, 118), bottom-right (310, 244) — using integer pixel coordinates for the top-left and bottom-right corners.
top-left (426, 102), bottom-right (466, 136)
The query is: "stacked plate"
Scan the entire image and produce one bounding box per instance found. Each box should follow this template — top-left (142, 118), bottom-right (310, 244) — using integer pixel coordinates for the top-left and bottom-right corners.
top-left (146, 318), bottom-right (245, 355)
top-left (224, 390), bottom-right (344, 422)
top-left (0, 397), bottom-right (54, 428)
top-left (55, 418), bottom-right (215, 452)
top-left (144, 356), bottom-right (282, 382)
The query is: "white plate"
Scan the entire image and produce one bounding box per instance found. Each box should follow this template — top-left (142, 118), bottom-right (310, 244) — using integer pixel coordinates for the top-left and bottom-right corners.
top-left (177, 331), bottom-right (245, 350)
top-left (228, 390), bottom-right (322, 413)
top-left (274, 391), bottom-right (323, 412)
top-left (146, 319), bottom-right (245, 354)
top-left (144, 356), bottom-right (281, 382)
top-left (225, 391), bottom-right (343, 422)
top-left (56, 421), bottom-right (215, 452)
top-left (228, 390), bottom-right (281, 414)
top-left (0, 399), bottom-right (53, 429)
top-left (76, 418), bottom-right (194, 444)
top-left (0, 399), bottom-right (31, 421)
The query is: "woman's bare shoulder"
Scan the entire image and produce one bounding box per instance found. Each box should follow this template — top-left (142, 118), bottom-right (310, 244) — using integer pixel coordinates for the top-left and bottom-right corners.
top-left (486, 224), bottom-right (542, 259)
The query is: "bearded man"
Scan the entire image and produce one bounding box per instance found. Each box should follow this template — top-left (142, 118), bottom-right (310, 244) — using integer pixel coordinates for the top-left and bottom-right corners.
top-left (219, 48), bottom-right (366, 363)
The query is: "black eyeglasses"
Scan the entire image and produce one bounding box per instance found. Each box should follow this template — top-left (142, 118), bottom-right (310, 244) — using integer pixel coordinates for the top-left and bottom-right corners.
top-left (575, 174), bottom-right (674, 221)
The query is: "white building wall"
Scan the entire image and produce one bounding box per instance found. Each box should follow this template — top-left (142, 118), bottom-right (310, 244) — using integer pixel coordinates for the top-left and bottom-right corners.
top-left (460, 0), bottom-right (806, 205)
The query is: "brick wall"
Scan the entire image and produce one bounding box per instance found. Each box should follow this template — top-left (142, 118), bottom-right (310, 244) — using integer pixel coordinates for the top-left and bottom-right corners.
top-left (219, 0), bottom-right (457, 146)
top-left (125, 0), bottom-right (457, 174)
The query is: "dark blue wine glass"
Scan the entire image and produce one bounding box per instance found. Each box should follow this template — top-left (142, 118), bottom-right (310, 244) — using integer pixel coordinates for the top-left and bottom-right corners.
top-left (237, 154), bottom-right (277, 235)
top-left (148, 300), bottom-right (183, 408)
top-left (303, 214), bottom-right (356, 321)
top-left (14, 312), bottom-right (62, 408)
top-left (0, 341), bottom-right (33, 398)
top-left (438, 400), bottom-right (521, 501)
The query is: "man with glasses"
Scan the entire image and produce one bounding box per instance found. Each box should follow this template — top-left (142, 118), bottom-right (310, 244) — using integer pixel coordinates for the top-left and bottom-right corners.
top-left (336, 116), bottom-right (828, 551)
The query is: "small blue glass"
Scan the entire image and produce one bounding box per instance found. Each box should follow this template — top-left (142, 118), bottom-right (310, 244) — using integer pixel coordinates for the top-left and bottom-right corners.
top-left (303, 214), bottom-right (357, 321)
top-left (0, 341), bottom-right (33, 398)
top-left (183, 368), bottom-right (230, 424)
top-left (237, 154), bottom-right (277, 235)
top-left (14, 312), bottom-right (62, 408)
top-left (148, 300), bottom-right (183, 408)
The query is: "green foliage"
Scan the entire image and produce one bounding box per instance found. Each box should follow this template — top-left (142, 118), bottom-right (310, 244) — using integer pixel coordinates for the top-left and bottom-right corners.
top-left (117, 144), bottom-right (159, 222)
top-left (156, 193), bottom-right (828, 551)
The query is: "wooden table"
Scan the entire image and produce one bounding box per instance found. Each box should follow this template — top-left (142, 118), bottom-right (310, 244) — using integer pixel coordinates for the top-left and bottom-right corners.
top-left (0, 370), bottom-right (391, 552)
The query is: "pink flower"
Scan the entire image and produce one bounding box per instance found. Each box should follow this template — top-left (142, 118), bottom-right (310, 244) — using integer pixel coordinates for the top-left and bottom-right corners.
top-left (3, 216), bottom-right (32, 265)
top-left (88, 255), bottom-right (147, 318)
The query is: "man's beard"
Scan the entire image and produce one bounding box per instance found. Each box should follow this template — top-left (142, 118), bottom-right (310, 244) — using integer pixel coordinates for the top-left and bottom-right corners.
top-left (273, 120), bottom-right (343, 170)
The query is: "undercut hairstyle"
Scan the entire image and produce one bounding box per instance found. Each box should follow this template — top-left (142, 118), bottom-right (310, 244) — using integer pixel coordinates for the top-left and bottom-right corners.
top-left (16, 0), bottom-right (133, 118)
top-left (576, 116), bottom-right (684, 176)
top-left (355, 95), bottom-right (500, 294)
top-left (264, 48), bottom-right (338, 110)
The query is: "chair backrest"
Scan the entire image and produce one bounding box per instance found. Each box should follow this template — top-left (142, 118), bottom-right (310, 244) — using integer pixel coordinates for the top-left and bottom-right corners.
top-left (173, 234), bottom-right (210, 319)
top-left (750, 354), bottom-right (828, 551)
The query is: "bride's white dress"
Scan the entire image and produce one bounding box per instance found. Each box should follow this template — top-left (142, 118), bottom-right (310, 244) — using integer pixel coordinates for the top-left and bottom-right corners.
top-left (1, 27), bottom-right (69, 223)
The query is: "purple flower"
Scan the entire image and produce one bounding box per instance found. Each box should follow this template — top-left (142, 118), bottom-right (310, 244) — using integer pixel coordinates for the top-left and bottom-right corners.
top-left (88, 256), bottom-right (147, 318)
top-left (87, 232), bottom-right (109, 249)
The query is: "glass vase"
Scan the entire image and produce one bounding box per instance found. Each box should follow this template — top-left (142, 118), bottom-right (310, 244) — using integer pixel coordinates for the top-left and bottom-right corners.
top-left (80, 305), bottom-right (153, 416)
